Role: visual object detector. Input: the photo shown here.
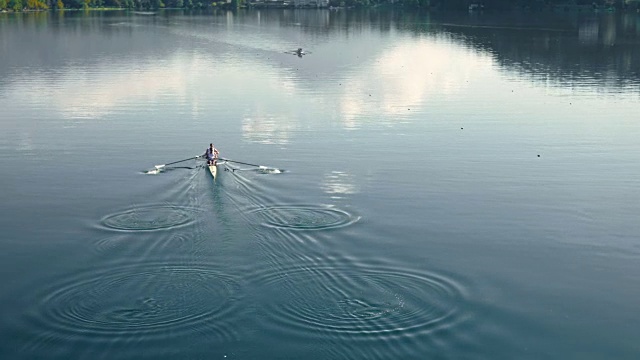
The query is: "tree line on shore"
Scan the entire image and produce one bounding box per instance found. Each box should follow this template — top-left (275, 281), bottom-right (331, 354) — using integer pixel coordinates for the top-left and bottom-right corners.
top-left (1, 0), bottom-right (638, 12)
top-left (0, 0), bottom-right (237, 11)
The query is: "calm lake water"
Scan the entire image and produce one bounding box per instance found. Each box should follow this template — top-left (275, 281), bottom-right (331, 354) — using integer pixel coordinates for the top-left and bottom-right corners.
top-left (1, 8), bottom-right (639, 359)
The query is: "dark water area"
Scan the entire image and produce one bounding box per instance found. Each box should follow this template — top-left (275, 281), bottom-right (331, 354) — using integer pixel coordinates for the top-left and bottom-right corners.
top-left (1, 9), bottom-right (639, 359)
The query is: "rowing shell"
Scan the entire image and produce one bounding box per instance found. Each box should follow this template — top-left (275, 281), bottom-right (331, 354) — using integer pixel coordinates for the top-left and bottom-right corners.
top-left (208, 164), bottom-right (218, 180)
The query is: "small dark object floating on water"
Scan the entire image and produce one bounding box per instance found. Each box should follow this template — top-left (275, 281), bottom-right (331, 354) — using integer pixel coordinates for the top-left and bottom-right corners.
top-left (285, 48), bottom-right (311, 57)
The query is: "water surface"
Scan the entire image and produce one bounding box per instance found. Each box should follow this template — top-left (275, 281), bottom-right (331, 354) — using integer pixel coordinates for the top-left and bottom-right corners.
top-left (1, 9), bottom-right (639, 359)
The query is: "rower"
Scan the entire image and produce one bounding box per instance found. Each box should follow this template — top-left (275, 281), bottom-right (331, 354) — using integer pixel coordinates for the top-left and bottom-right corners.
top-left (296, 48), bottom-right (303, 57)
top-left (203, 143), bottom-right (219, 166)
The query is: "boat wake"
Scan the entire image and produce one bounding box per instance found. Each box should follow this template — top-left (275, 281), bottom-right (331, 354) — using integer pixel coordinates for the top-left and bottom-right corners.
top-left (223, 162), bottom-right (283, 174)
top-left (143, 166), bottom-right (197, 175)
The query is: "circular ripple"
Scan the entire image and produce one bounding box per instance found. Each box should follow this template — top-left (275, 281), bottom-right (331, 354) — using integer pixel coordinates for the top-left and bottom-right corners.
top-left (100, 204), bottom-right (200, 232)
top-left (93, 233), bottom-right (193, 256)
top-left (251, 264), bottom-right (466, 339)
top-left (250, 205), bottom-right (360, 230)
top-left (25, 262), bottom-right (241, 341)
top-left (93, 235), bottom-right (132, 254)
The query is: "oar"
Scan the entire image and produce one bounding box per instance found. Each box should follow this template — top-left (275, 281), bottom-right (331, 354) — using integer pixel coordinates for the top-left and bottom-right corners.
top-left (155, 156), bottom-right (200, 169)
top-left (219, 158), bottom-right (283, 172)
top-left (219, 158), bottom-right (263, 167)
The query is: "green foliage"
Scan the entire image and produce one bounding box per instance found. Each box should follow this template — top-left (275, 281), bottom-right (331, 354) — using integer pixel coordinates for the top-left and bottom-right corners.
top-left (66, 0), bottom-right (81, 8)
top-left (0, 0), bottom-right (7, 8)
top-left (9, 0), bottom-right (22, 10)
top-left (27, 0), bottom-right (40, 7)
top-left (56, 0), bottom-right (64, 8)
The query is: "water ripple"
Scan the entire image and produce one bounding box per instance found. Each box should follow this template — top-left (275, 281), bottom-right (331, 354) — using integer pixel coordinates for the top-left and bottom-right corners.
top-left (24, 262), bottom-right (242, 344)
top-left (92, 233), bottom-right (201, 260)
top-left (249, 204), bottom-right (360, 231)
top-left (250, 263), bottom-right (467, 340)
top-left (99, 204), bottom-right (201, 232)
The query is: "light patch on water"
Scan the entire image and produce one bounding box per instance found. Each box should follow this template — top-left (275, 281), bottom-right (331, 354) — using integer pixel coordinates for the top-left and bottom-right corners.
top-left (242, 112), bottom-right (296, 145)
top-left (322, 171), bottom-right (358, 197)
top-left (2, 55), bottom-right (207, 121)
top-left (339, 37), bottom-right (493, 129)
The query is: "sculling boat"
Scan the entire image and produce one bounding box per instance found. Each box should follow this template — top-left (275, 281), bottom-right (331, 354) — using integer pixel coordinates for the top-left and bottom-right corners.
top-left (208, 163), bottom-right (218, 180)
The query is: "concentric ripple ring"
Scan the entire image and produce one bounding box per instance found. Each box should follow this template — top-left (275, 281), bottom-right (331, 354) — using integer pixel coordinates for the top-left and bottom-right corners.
top-left (100, 204), bottom-right (201, 232)
top-left (23, 262), bottom-right (241, 342)
top-left (249, 204), bottom-right (360, 230)
top-left (250, 264), bottom-right (467, 340)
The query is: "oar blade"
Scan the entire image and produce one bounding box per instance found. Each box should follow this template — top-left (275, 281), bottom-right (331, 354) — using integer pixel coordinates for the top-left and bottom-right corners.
top-left (258, 165), bottom-right (283, 174)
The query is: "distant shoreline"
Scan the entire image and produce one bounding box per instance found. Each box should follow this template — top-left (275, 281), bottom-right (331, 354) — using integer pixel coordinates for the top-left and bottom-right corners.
top-left (2, 4), bottom-right (640, 13)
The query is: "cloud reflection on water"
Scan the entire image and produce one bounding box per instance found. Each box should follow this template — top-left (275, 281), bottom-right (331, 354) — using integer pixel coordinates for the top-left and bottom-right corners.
top-left (338, 38), bottom-right (493, 129)
top-left (3, 56), bottom-right (190, 121)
